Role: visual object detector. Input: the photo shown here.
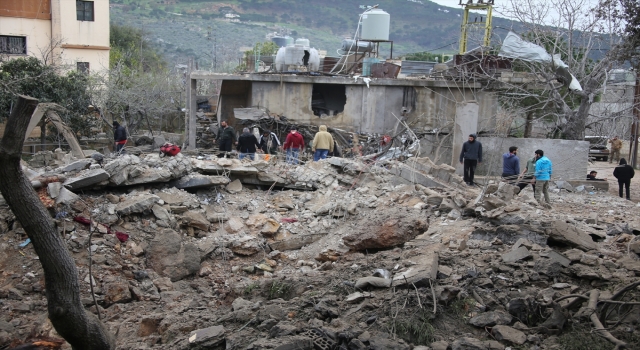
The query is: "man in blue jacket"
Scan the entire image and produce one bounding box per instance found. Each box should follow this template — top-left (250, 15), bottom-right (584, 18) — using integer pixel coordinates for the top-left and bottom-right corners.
top-left (533, 149), bottom-right (552, 208)
top-left (459, 134), bottom-right (482, 186)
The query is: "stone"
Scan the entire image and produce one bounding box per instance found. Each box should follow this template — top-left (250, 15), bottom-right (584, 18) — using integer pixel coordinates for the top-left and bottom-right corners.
top-left (451, 337), bottom-right (487, 350)
top-left (47, 182), bottom-right (62, 199)
top-left (392, 251), bottom-right (439, 287)
top-left (183, 211), bottom-right (209, 231)
top-left (343, 216), bottom-right (428, 250)
top-left (230, 235), bottom-right (264, 256)
top-left (273, 195), bottom-right (294, 209)
top-left (543, 250), bottom-right (571, 267)
top-left (188, 325), bottom-right (225, 349)
top-left (492, 325), bottom-right (526, 345)
top-left (261, 218), bottom-right (281, 236)
top-left (570, 264), bottom-right (601, 279)
top-left (368, 335), bottom-right (410, 350)
top-left (147, 229), bottom-right (200, 281)
top-left (269, 233), bottom-right (325, 251)
top-left (618, 257), bottom-right (640, 274)
top-left (63, 169), bottom-right (110, 191)
top-left (580, 253), bottom-right (599, 266)
top-left (631, 241), bottom-right (640, 255)
top-left (586, 212), bottom-right (598, 225)
top-left (226, 179), bottom-right (243, 193)
top-left (170, 174), bottom-right (229, 189)
top-left (502, 246), bottom-right (531, 263)
top-left (449, 238), bottom-right (467, 251)
top-left (245, 213), bottom-right (268, 228)
top-left (546, 220), bottom-right (598, 251)
top-left (138, 315), bottom-right (163, 337)
top-left (354, 277), bottom-right (391, 289)
top-left (103, 281), bottom-right (132, 306)
top-left (153, 277), bottom-right (173, 292)
top-left (116, 194), bottom-right (160, 215)
top-left (469, 311), bottom-right (512, 327)
top-left (61, 159), bottom-right (91, 172)
top-left (437, 265), bottom-right (453, 278)
top-left (345, 292), bottom-right (370, 303)
top-left (430, 341), bottom-right (449, 350)
top-left (225, 217), bottom-right (246, 233)
top-left (483, 197), bottom-right (507, 211)
top-left (56, 187), bottom-right (80, 205)
top-left (152, 204), bottom-right (171, 221)
top-left (232, 297), bottom-right (254, 311)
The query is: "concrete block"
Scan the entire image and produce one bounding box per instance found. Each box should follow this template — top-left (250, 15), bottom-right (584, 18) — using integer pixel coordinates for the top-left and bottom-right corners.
top-left (63, 169), bottom-right (110, 191)
top-left (56, 187), bottom-right (80, 205)
top-left (170, 174), bottom-right (229, 189)
top-left (502, 246), bottom-right (531, 263)
top-left (392, 251), bottom-right (438, 286)
top-left (585, 212), bottom-right (599, 225)
top-left (392, 163), bottom-right (444, 188)
top-left (115, 194), bottom-right (160, 215)
top-left (60, 160), bottom-right (91, 172)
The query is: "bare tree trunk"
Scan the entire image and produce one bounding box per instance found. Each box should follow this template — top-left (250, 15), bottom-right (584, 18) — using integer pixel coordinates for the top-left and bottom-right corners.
top-left (524, 111), bottom-right (533, 138)
top-left (0, 96), bottom-right (115, 350)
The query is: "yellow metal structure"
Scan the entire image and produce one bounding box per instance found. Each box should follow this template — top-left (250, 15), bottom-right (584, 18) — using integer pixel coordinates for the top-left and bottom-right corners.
top-left (459, 3), bottom-right (493, 54)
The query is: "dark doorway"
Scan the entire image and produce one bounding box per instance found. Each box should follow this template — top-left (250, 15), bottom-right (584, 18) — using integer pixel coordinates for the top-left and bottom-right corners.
top-left (311, 84), bottom-right (346, 117)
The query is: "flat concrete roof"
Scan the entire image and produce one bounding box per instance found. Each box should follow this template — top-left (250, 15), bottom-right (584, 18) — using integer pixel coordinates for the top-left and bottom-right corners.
top-left (190, 71), bottom-right (483, 88)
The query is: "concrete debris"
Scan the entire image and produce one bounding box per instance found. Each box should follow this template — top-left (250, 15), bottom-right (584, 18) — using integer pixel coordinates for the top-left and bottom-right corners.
top-left (3, 148), bottom-right (640, 350)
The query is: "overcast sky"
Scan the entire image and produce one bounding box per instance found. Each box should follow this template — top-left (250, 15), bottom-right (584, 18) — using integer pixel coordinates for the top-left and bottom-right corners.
top-left (427, 0), bottom-right (601, 23)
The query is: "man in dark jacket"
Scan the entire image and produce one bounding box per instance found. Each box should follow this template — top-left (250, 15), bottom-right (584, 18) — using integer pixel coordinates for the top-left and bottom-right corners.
top-left (113, 121), bottom-right (127, 154)
top-left (237, 128), bottom-right (261, 160)
top-left (502, 146), bottom-right (520, 184)
top-left (459, 134), bottom-right (482, 186)
top-left (613, 158), bottom-right (635, 200)
top-left (215, 120), bottom-right (236, 155)
top-left (259, 130), bottom-right (280, 155)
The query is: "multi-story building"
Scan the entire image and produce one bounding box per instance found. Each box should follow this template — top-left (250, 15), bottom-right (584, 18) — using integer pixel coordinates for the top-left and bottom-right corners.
top-left (0, 0), bottom-right (110, 74)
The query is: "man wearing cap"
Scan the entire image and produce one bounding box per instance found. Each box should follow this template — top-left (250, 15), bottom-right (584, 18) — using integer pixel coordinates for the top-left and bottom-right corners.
top-left (283, 127), bottom-right (305, 164)
top-left (113, 121), bottom-right (127, 154)
top-left (459, 133), bottom-right (482, 186)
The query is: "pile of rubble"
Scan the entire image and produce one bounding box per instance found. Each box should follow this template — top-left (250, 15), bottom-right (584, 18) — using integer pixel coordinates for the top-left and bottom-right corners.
top-left (1, 150), bottom-right (639, 350)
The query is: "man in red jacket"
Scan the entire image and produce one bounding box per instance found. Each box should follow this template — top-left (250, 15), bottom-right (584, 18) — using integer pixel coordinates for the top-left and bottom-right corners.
top-left (283, 126), bottom-right (305, 164)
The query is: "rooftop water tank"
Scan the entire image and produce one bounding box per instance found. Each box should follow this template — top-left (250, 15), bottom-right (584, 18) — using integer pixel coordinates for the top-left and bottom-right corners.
top-left (360, 9), bottom-right (390, 41)
top-left (340, 39), bottom-right (374, 53)
top-left (271, 36), bottom-right (288, 48)
top-left (295, 38), bottom-right (310, 47)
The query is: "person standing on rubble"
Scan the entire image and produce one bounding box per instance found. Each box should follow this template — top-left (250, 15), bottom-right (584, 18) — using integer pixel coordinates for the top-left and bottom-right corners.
top-left (215, 120), bottom-right (236, 156)
top-left (608, 136), bottom-right (623, 164)
top-left (311, 125), bottom-right (334, 161)
top-left (237, 128), bottom-right (261, 160)
top-left (459, 134), bottom-right (482, 186)
top-left (533, 149), bottom-right (553, 208)
top-left (502, 146), bottom-right (520, 184)
top-left (613, 158), bottom-right (635, 200)
top-left (259, 130), bottom-right (280, 155)
top-left (283, 126), bottom-right (305, 164)
top-left (113, 121), bottom-right (127, 154)
top-left (516, 151), bottom-right (537, 194)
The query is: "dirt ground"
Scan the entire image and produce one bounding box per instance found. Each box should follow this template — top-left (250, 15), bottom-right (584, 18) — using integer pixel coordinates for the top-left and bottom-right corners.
top-left (588, 160), bottom-right (640, 203)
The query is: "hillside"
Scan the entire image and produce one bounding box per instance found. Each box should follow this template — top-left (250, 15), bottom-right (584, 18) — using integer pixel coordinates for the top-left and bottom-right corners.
top-left (110, 0), bottom-right (520, 69)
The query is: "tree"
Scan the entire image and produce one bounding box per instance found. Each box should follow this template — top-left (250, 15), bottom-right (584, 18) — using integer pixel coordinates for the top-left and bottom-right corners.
top-left (110, 24), bottom-right (166, 72)
top-left (493, 0), bottom-right (622, 140)
top-left (0, 57), bottom-right (93, 134)
top-left (0, 96), bottom-right (115, 350)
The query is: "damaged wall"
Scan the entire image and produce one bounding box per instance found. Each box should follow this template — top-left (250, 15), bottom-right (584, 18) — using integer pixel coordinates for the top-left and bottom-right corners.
top-left (199, 72), bottom-right (498, 135)
top-left (475, 137), bottom-right (590, 180)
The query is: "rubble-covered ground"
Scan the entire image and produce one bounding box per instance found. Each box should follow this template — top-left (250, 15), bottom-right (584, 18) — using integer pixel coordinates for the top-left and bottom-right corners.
top-left (1, 150), bottom-right (639, 350)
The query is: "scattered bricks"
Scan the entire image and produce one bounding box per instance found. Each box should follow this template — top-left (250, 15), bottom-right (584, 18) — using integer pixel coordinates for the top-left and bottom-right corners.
top-left (502, 246), bottom-right (531, 263)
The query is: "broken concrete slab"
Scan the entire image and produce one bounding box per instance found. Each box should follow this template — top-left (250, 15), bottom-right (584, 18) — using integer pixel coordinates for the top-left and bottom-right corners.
top-left (56, 187), bottom-right (80, 205)
top-left (268, 233), bottom-right (325, 251)
top-left (60, 159), bottom-right (91, 173)
top-left (546, 220), bottom-right (598, 251)
top-left (392, 251), bottom-right (439, 287)
top-left (502, 246), bottom-right (531, 263)
top-left (230, 235), bottom-right (265, 256)
top-left (390, 163), bottom-right (445, 188)
top-left (188, 325), bottom-right (225, 349)
top-left (63, 169), bottom-right (110, 191)
top-left (226, 179), bottom-right (243, 193)
top-left (192, 159), bottom-right (259, 176)
top-left (47, 182), bottom-right (62, 199)
top-left (182, 211), bottom-right (209, 231)
top-left (169, 174), bottom-right (229, 189)
top-left (116, 194), bottom-right (160, 215)
top-left (104, 153), bottom-right (191, 186)
top-left (469, 311), bottom-right (512, 327)
top-left (542, 250), bottom-right (571, 267)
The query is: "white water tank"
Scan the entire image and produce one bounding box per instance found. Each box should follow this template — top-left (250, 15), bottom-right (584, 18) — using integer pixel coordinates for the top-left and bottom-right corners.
top-left (360, 9), bottom-right (390, 41)
top-left (295, 38), bottom-right (310, 47)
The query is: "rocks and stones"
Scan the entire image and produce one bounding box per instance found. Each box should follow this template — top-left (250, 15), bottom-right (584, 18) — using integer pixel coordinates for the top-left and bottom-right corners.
top-left (226, 179), bottom-right (243, 193)
top-left (261, 219), bottom-right (281, 236)
top-left (392, 251), bottom-right (439, 286)
top-left (491, 325), bottom-right (526, 345)
top-left (546, 220), bottom-right (598, 251)
top-left (103, 281), bottom-right (132, 306)
top-left (152, 204), bottom-right (171, 222)
top-left (47, 182), bottom-right (62, 199)
top-left (469, 311), bottom-right (512, 327)
top-left (230, 235), bottom-right (264, 256)
top-left (116, 194), bottom-right (160, 215)
top-left (56, 187), bottom-right (80, 205)
top-left (147, 229), bottom-right (200, 281)
top-left (502, 246), bottom-right (532, 263)
top-left (343, 214), bottom-right (428, 250)
top-left (354, 277), bottom-right (391, 289)
top-left (183, 211), bottom-right (210, 231)
top-left (60, 159), bottom-right (91, 173)
top-left (269, 233), bottom-right (325, 251)
top-left (188, 325), bottom-right (225, 349)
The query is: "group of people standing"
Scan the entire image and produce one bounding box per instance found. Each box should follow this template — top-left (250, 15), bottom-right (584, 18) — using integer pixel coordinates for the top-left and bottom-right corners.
top-left (213, 121), bottom-right (338, 164)
top-left (499, 146), bottom-right (554, 208)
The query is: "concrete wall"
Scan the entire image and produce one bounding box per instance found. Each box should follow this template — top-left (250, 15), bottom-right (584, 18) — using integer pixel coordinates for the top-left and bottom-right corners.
top-left (474, 137), bottom-right (590, 180)
top-left (0, 16), bottom-right (51, 58)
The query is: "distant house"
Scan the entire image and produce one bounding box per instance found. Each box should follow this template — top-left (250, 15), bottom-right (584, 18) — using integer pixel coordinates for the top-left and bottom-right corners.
top-left (0, 0), bottom-right (110, 74)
